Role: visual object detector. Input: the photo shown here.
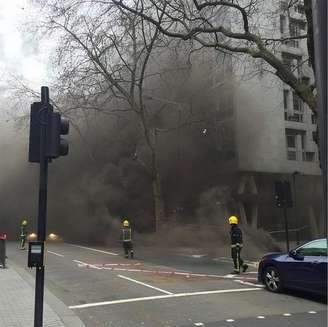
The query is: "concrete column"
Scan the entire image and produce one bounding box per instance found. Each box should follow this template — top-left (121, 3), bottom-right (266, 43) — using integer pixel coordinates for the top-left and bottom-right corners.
top-left (251, 204), bottom-right (258, 229)
top-left (296, 134), bottom-right (303, 161)
top-left (237, 202), bottom-right (247, 226)
top-left (308, 205), bottom-right (319, 238)
top-left (287, 89), bottom-right (294, 116)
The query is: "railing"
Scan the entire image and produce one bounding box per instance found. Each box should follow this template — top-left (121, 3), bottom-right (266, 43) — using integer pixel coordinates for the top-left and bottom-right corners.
top-left (268, 225), bottom-right (309, 245)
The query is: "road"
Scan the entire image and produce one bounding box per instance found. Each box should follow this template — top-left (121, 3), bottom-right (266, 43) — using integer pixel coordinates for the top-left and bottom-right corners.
top-left (7, 241), bottom-right (327, 327)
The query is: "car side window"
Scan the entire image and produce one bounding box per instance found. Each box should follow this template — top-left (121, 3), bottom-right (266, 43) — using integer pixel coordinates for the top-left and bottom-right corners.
top-left (297, 240), bottom-right (328, 257)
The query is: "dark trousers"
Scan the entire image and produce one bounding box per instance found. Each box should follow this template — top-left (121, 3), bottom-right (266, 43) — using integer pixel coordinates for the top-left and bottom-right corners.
top-left (123, 241), bottom-right (133, 257)
top-left (20, 236), bottom-right (26, 249)
top-left (231, 247), bottom-right (244, 272)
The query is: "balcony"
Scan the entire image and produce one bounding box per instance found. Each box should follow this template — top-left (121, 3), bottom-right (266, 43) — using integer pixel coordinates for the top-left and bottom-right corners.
top-left (283, 39), bottom-right (299, 48)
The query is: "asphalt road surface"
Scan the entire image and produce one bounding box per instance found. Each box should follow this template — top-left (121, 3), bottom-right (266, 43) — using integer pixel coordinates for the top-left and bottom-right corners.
top-left (7, 241), bottom-right (327, 327)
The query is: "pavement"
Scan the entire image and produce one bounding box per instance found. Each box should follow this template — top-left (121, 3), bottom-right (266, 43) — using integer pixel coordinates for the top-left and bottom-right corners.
top-left (0, 254), bottom-right (85, 327)
top-left (4, 241), bottom-right (328, 327)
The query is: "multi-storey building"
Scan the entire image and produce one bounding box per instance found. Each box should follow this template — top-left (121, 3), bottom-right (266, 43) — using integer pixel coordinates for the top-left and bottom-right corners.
top-left (231, 1), bottom-right (322, 240)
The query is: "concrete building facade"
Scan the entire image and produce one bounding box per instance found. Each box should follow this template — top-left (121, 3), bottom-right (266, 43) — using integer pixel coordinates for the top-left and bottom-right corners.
top-left (230, 1), bottom-right (323, 240)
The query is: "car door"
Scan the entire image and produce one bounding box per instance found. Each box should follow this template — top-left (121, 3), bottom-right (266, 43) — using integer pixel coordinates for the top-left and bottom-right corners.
top-left (311, 255), bottom-right (327, 294)
top-left (282, 252), bottom-right (313, 291)
top-left (285, 240), bottom-right (327, 293)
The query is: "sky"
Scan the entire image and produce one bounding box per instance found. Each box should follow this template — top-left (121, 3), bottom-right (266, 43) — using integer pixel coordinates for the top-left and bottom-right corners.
top-left (0, 0), bottom-right (48, 90)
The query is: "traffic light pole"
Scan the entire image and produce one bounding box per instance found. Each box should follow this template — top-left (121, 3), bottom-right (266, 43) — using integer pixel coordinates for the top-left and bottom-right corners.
top-left (312, 1), bottom-right (327, 239)
top-left (283, 206), bottom-right (290, 252)
top-left (34, 87), bottom-right (49, 327)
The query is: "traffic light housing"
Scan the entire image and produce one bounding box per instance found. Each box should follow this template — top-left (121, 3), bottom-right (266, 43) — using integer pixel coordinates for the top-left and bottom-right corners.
top-left (274, 181), bottom-right (283, 208)
top-left (29, 102), bottom-right (42, 163)
top-left (28, 101), bottom-right (69, 163)
top-left (274, 180), bottom-right (293, 208)
top-left (46, 111), bottom-right (69, 159)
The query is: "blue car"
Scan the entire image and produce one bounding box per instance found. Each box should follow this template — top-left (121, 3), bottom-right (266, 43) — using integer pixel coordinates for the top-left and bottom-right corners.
top-left (258, 238), bottom-right (327, 296)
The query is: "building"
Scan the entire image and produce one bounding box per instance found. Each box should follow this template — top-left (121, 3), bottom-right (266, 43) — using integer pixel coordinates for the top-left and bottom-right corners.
top-left (231, 1), bottom-right (322, 240)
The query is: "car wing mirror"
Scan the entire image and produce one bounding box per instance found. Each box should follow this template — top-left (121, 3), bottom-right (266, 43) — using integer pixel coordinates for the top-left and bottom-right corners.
top-left (289, 250), bottom-right (304, 261)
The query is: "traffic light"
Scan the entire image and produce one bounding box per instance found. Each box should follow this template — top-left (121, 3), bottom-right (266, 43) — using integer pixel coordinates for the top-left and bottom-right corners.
top-left (274, 181), bottom-right (283, 208)
top-left (274, 180), bottom-right (293, 208)
top-left (28, 101), bottom-right (69, 162)
top-left (29, 102), bottom-right (43, 163)
top-left (46, 111), bottom-right (69, 159)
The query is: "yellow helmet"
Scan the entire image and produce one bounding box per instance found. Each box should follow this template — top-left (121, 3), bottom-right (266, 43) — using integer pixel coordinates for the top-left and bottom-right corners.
top-left (123, 220), bottom-right (129, 227)
top-left (21, 220), bottom-right (28, 226)
top-left (228, 216), bottom-right (238, 225)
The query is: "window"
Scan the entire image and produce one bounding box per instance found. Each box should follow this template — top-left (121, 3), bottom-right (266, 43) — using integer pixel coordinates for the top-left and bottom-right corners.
top-left (283, 90), bottom-right (289, 110)
top-left (312, 131), bottom-right (318, 143)
top-left (286, 135), bottom-right (296, 148)
top-left (297, 239), bottom-right (327, 257)
top-left (311, 114), bottom-right (317, 124)
top-left (294, 4), bottom-right (305, 15)
top-left (284, 92), bottom-right (303, 122)
top-left (287, 150), bottom-right (297, 160)
top-left (282, 53), bottom-right (302, 74)
top-left (280, 1), bottom-right (288, 11)
top-left (303, 152), bottom-right (315, 162)
top-left (289, 19), bottom-right (306, 38)
top-left (293, 92), bottom-right (303, 112)
top-left (280, 15), bottom-right (286, 34)
top-left (282, 53), bottom-right (293, 70)
top-left (301, 76), bottom-right (310, 85)
top-left (285, 129), bottom-right (305, 160)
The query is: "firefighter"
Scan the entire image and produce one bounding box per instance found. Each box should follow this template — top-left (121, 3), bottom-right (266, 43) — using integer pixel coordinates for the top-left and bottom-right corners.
top-left (121, 219), bottom-right (134, 259)
top-left (229, 215), bottom-right (248, 274)
top-left (20, 219), bottom-right (28, 250)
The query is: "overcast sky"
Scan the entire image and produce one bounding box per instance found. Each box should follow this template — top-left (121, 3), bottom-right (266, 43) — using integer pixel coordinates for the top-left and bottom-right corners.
top-left (0, 0), bottom-right (48, 90)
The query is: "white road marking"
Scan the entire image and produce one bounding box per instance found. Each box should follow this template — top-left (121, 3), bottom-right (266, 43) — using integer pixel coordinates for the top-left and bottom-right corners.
top-left (69, 287), bottom-right (262, 309)
top-left (257, 316), bottom-right (265, 319)
top-left (233, 280), bottom-right (264, 288)
top-left (74, 261), bottom-right (259, 283)
top-left (68, 244), bottom-right (118, 256)
top-left (117, 274), bottom-right (173, 295)
top-left (47, 250), bottom-right (64, 257)
top-left (194, 323), bottom-right (205, 326)
top-left (73, 259), bottom-right (102, 270)
top-left (308, 311), bottom-right (317, 314)
top-left (283, 313), bottom-right (292, 316)
top-left (225, 319), bottom-right (235, 322)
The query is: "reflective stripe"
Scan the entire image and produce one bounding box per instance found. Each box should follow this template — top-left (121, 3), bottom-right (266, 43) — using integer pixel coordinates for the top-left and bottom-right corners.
top-left (231, 244), bottom-right (243, 248)
top-left (122, 228), bottom-right (132, 241)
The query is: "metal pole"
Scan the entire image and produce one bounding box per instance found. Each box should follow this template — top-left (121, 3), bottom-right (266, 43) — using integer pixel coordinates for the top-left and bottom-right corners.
top-left (312, 0), bottom-right (327, 238)
top-left (34, 87), bottom-right (49, 327)
top-left (283, 206), bottom-right (290, 252)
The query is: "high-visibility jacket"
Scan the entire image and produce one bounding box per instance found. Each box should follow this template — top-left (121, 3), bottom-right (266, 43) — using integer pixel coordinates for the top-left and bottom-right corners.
top-left (20, 225), bottom-right (27, 237)
top-left (121, 227), bottom-right (132, 242)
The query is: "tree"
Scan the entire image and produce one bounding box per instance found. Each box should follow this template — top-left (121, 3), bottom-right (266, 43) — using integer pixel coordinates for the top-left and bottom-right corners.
top-left (31, 0), bottom-right (168, 231)
top-left (110, 0), bottom-right (317, 112)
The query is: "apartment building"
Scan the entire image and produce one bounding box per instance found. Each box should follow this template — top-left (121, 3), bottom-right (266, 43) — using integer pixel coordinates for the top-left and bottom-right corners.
top-left (231, 1), bottom-right (322, 239)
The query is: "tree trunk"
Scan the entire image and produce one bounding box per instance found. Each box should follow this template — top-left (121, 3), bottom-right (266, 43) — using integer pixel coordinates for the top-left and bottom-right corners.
top-left (150, 128), bottom-right (165, 233)
top-left (152, 171), bottom-right (165, 232)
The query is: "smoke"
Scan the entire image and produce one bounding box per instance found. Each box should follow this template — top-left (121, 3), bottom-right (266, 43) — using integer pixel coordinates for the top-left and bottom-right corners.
top-left (0, 43), bottom-right (292, 257)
